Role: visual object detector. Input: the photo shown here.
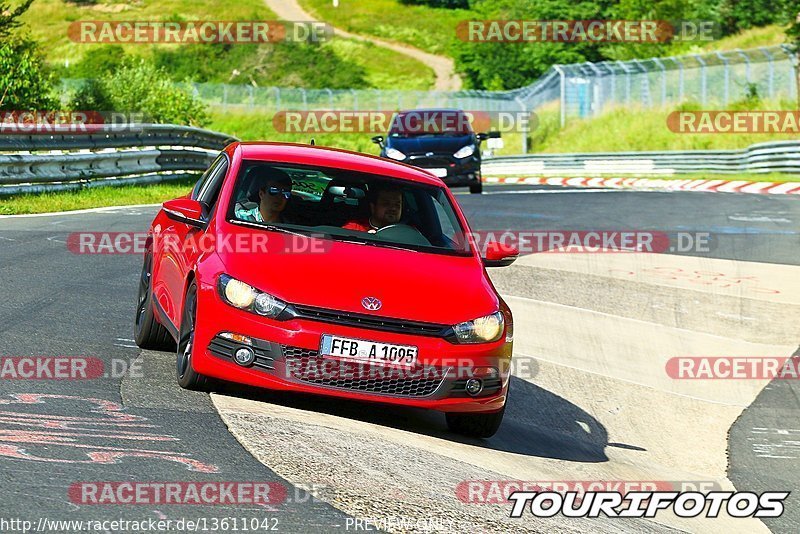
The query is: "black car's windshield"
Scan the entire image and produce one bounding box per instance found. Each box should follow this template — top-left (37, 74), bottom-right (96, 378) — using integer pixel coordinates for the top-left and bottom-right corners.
top-left (388, 111), bottom-right (474, 138)
top-left (227, 160), bottom-right (471, 256)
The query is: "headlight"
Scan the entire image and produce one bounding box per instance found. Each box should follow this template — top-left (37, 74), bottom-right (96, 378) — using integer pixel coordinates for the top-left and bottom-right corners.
top-left (385, 148), bottom-right (406, 160)
top-left (453, 144), bottom-right (475, 159)
top-left (218, 274), bottom-right (288, 318)
top-left (452, 311), bottom-right (504, 344)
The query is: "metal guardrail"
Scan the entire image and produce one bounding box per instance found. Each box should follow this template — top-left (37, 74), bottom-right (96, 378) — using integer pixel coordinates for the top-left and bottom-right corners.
top-left (0, 125), bottom-right (238, 196)
top-left (482, 141), bottom-right (800, 176)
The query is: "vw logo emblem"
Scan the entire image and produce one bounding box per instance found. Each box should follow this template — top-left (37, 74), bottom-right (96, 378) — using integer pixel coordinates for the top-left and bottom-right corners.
top-left (361, 297), bottom-right (382, 311)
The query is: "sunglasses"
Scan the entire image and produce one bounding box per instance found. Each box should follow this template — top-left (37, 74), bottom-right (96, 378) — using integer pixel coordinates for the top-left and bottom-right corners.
top-left (267, 187), bottom-right (292, 200)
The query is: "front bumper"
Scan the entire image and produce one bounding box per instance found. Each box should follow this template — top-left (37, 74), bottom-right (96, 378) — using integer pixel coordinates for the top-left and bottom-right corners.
top-left (192, 280), bottom-right (511, 413)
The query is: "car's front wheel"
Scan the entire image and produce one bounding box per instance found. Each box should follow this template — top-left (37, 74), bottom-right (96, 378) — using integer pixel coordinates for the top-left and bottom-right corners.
top-left (176, 281), bottom-right (213, 391)
top-left (469, 182), bottom-right (483, 194)
top-left (134, 253), bottom-right (176, 351)
top-left (446, 403), bottom-right (505, 438)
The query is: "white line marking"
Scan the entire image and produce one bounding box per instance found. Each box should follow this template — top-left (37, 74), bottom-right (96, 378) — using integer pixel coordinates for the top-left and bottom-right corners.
top-left (0, 203), bottom-right (161, 219)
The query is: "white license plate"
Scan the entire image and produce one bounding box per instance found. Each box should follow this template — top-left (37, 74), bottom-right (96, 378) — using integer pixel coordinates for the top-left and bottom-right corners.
top-left (428, 168), bottom-right (448, 178)
top-left (320, 335), bottom-right (418, 367)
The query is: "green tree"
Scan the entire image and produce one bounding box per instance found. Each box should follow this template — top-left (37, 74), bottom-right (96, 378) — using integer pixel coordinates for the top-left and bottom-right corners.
top-left (0, 0), bottom-right (33, 38)
top-left (70, 59), bottom-right (209, 126)
top-left (0, 0), bottom-right (58, 110)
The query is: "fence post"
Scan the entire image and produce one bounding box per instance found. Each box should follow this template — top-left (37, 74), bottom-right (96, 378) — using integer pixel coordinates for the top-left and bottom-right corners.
top-left (693, 55), bottom-right (707, 105)
top-left (615, 61), bottom-right (632, 104)
top-left (652, 57), bottom-right (667, 106)
top-left (515, 97), bottom-right (528, 154)
top-left (553, 65), bottom-right (566, 128)
top-left (715, 52), bottom-right (730, 105)
top-left (761, 47), bottom-right (775, 98)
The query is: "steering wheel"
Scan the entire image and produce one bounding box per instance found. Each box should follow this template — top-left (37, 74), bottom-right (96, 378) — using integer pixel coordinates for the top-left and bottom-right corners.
top-left (375, 224), bottom-right (431, 246)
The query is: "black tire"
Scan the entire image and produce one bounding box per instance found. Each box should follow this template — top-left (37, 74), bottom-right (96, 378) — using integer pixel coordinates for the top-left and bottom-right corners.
top-left (446, 403), bottom-right (505, 438)
top-left (176, 282), bottom-right (213, 391)
top-left (134, 253), bottom-right (176, 351)
top-left (469, 182), bottom-right (483, 194)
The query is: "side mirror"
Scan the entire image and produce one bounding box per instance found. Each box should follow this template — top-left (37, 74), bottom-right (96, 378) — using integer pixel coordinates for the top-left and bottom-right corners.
top-left (477, 131), bottom-right (502, 142)
top-left (371, 135), bottom-right (384, 146)
top-left (482, 240), bottom-right (518, 268)
top-left (163, 198), bottom-right (206, 230)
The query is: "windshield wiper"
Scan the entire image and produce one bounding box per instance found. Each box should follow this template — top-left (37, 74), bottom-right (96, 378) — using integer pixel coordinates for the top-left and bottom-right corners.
top-left (333, 237), bottom-right (419, 253)
top-left (230, 219), bottom-right (314, 239)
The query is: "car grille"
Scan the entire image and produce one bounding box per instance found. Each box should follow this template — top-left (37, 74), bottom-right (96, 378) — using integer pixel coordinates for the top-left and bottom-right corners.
top-left (282, 345), bottom-right (446, 397)
top-left (291, 305), bottom-right (450, 339)
top-left (407, 155), bottom-right (453, 168)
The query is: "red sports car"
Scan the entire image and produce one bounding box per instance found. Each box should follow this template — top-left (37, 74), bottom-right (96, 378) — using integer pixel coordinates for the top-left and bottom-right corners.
top-left (135, 142), bottom-right (518, 438)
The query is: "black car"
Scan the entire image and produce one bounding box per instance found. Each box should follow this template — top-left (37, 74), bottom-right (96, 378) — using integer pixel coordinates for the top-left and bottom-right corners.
top-left (372, 109), bottom-right (500, 194)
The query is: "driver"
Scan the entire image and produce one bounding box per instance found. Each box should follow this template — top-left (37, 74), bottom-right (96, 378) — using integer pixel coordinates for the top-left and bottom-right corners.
top-left (343, 185), bottom-right (403, 233)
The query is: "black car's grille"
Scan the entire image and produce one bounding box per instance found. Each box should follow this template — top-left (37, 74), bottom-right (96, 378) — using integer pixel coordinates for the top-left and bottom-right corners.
top-left (407, 155), bottom-right (453, 168)
top-left (291, 305), bottom-right (450, 339)
top-left (208, 336), bottom-right (277, 370)
top-left (282, 345), bottom-right (446, 397)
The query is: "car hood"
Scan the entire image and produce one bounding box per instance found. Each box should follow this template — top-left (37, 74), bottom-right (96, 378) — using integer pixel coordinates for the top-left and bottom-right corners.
top-left (215, 225), bottom-right (498, 326)
top-left (386, 134), bottom-right (474, 155)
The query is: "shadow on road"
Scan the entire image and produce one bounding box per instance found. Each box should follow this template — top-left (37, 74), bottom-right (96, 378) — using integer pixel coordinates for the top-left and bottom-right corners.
top-left (213, 375), bottom-right (612, 463)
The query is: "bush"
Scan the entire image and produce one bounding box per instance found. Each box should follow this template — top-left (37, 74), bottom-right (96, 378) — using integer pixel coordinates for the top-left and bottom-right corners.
top-left (0, 35), bottom-right (58, 110)
top-left (398, 0), bottom-right (471, 7)
top-left (70, 59), bottom-right (209, 126)
top-left (153, 42), bottom-right (370, 89)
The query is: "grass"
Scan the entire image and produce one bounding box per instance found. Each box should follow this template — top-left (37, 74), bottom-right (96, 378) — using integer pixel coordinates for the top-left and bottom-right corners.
top-left (0, 177), bottom-right (196, 215)
top-left (299, 0), bottom-right (474, 56)
top-left (701, 24), bottom-right (788, 52)
top-left (531, 100), bottom-right (800, 153)
top-left (20, 0), bottom-right (434, 90)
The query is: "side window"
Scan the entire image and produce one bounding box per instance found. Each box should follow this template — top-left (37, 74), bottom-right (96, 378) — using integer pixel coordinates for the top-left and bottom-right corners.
top-left (192, 154), bottom-right (226, 200)
top-left (433, 197), bottom-right (457, 241)
top-left (197, 158), bottom-right (229, 216)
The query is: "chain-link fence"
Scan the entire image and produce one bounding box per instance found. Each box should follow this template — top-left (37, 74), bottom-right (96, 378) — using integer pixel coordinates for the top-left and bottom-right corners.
top-left (554, 45), bottom-right (797, 127)
top-left (60, 44), bottom-right (797, 149)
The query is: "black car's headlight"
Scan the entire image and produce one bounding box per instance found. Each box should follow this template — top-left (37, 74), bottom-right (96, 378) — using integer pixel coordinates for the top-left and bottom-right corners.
top-left (452, 311), bottom-right (504, 344)
top-left (217, 274), bottom-right (288, 319)
top-left (385, 147), bottom-right (406, 160)
top-left (453, 144), bottom-right (476, 159)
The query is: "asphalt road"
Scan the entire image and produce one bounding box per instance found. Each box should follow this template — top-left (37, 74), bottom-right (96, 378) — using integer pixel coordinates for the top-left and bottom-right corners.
top-left (0, 184), bottom-right (798, 532)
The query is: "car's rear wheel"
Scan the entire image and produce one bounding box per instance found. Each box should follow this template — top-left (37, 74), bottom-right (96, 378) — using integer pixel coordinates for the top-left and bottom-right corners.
top-left (469, 182), bottom-right (483, 194)
top-left (134, 253), bottom-right (176, 351)
top-left (446, 403), bottom-right (505, 438)
top-left (176, 281), bottom-right (213, 391)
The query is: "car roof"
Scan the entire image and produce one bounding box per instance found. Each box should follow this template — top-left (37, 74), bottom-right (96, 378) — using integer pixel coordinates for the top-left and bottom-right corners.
top-left (233, 142), bottom-right (444, 186)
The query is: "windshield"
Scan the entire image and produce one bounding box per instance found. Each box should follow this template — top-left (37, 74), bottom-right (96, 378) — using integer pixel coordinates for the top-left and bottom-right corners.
top-left (389, 110), bottom-right (474, 138)
top-left (227, 160), bottom-right (471, 256)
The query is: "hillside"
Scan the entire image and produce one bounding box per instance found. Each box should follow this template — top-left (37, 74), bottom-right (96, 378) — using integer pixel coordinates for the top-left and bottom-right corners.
top-left (19, 0), bottom-right (435, 89)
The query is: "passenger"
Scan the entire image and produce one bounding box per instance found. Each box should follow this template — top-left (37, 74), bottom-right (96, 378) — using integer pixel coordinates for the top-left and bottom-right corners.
top-left (235, 167), bottom-right (293, 223)
top-left (343, 185), bottom-right (403, 233)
